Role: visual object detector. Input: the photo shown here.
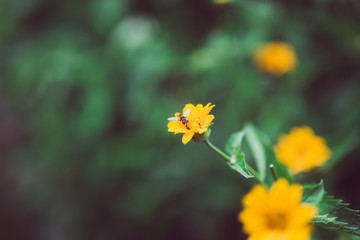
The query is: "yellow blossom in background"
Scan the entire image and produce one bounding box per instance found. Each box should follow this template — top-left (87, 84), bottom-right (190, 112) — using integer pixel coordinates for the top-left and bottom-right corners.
top-left (253, 41), bottom-right (297, 76)
top-left (239, 179), bottom-right (318, 240)
top-left (274, 126), bottom-right (331, 174)
top-left (167, 103), bottom-right (215, 144)
top-left (213, 0), bottom-right (231, 5)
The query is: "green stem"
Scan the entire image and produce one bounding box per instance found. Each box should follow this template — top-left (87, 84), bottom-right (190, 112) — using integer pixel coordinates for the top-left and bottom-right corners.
top-left (204, 139), bottom-right (231, 161)
top-left (204, 139), bottom-right (269, 188)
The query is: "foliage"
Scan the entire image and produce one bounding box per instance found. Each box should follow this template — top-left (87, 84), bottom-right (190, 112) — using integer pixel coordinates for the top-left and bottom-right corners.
top-left (225, 124), bottom-right (360, 236)
top-left (0, 0), bottom-right (359, 239)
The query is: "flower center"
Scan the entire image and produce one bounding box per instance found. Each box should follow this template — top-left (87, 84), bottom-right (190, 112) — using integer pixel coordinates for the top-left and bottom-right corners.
top-left (266, 212), bottom-right (287, 230)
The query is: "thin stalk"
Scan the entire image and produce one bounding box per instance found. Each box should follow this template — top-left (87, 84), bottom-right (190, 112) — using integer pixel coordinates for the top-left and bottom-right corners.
top-left (204, 139), bottom-right (269, 188)
top-left (269, 164), bottom-right (277, 181)
top-left (204, 139), bottom-right (231, 161)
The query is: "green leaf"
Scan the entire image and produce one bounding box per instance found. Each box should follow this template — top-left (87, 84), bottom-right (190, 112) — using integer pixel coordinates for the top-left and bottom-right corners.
top-left (224, 123), bottom-right (293, 183)
top-left (257, 130), bottom-right (293, 184)
top-left (227, 152), bottom-right (254, 178)
top-left (302, 180), bottom-right (325, 205)
top-left (245, 123), bottom-right (266, 181)
top-left (224, 129), bottom-right (253, 179)
top-left (314, 193), bottom-right (360, 236)
top-left (225, 129), bottom-right (246, 156)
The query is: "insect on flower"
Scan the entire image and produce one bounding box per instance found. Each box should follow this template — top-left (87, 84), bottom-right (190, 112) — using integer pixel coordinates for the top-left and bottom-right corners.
top-left (168, 103), bottom-right (215, 144)
top-left (168, 109), bottom-right (190, 128)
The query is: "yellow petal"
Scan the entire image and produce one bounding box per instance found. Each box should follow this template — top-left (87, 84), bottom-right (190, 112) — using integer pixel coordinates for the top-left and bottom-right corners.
top-left (239, 209), bottom-right (267, 234)
top-left (182, 132), bottom-right (195, 144)
top-left (270, 179), bottom-right (302, 209)
top-left (183, 104), bottom-right (195, 115)
top-left (270, 178), bottom-right (290, 199)
top-left (195, 104), bottom-right (204, 112)
top-left (243, 185), bottom-right (269, 207)
top-left (197, 127), bottom-right (207, 134)
top-left (202, 103), bottom-right (215, 117)
top-left (289, 204), bottom-right (318, 227)
top-left (174, 129), bottom-right (190, 134)
top-left (286, 226), bottom-right (313, 240)
top-left (168, 121), bottom-right (187, 131)
top-left (196, 103), bottom-right (204, 108)
top-left (203, 114), bottom-right (214, 126)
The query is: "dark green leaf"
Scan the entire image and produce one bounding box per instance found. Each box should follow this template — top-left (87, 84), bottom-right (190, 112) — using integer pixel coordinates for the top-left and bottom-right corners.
top-left (314, 193), bottom-right (360, 236)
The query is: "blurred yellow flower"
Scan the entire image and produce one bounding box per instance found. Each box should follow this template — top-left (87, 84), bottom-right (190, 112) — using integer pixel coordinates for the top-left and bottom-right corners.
top-left (167, 103), bottom-right (215, 144)
top-left (239, 179), bottom-right (318, 240)
top-left (274, 126), bottom-right (331, 174)
top-left (213, 0), bottom-right (231, 5)
top-left (253, 41), bottom-right (297, 76)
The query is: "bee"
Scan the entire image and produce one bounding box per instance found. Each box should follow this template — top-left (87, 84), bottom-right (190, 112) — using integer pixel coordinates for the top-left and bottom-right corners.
top-left (168, 109), bottom-right (190, 126)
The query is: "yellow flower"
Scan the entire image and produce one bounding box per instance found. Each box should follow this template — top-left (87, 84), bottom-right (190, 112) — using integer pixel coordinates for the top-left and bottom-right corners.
top-left (253, 41), bottom-right (297, 76)
top-left (274, 126), bottom-right (331, 174)
top-left (239, 179), bottom-right (318, 240)
top-left (213, 0), bottom-right (231, 5)
top-left (167, 103), bottom-right (215, 144)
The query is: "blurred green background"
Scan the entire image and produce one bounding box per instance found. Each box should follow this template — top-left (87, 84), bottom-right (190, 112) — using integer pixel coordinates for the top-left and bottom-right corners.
top-left (0, 0), bottom-right (360, 239)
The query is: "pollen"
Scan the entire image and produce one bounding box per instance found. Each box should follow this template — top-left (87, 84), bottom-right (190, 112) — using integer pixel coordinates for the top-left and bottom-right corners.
top-left (266, 212), bottom-right (287, 229)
